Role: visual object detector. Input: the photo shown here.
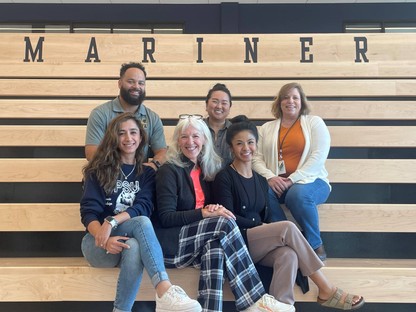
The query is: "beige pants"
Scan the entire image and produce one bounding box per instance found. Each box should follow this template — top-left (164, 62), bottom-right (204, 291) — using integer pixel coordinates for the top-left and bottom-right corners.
top-left (247, 220), bottom-right (323, 304)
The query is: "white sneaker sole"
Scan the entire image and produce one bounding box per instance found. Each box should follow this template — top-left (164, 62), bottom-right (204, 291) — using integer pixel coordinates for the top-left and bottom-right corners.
top-left (156, 307), bottom-right (202, 312)
top-left (156, 304), bottom-right (202, 312)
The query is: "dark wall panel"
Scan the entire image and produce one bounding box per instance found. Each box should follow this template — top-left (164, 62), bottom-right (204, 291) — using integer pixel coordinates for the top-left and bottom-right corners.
top-left (0, 3), bottom-right (221, 33)
top-left (1, 3), bottom-right (416, 34)
top-left (238, 3), bottom-right (416, 33)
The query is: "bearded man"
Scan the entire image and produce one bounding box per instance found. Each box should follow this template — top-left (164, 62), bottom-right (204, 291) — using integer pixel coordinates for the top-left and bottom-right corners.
top-left (85, 62), bottom-right (166, 171)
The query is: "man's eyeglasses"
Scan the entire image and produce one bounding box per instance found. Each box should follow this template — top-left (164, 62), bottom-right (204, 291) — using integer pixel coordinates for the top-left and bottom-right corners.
top-left (179, 114), bottom-right (203, 120)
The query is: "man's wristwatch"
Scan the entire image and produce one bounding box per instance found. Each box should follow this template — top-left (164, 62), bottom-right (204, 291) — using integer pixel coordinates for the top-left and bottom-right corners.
top-left (151, 159), bottom-right (161, 170)
top-left (104, 216), bottom-right (118, 229)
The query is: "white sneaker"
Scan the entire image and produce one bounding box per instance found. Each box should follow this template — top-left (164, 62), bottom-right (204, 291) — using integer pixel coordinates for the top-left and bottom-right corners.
top-left (156, 285), bottom-right (202, 312)
top-left (243, 294), bottom-right (295, 312)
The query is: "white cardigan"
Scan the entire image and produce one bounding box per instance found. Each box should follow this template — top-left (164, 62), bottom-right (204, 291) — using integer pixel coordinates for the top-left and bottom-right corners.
top-left (252, 115), bottom-right (331, 188)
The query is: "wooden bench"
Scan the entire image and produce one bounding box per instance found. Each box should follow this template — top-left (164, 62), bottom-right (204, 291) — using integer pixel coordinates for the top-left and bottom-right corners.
top-left (1, 257), bottom-right (415, 304)
top-left (1, 33), bottom-right (416, 309)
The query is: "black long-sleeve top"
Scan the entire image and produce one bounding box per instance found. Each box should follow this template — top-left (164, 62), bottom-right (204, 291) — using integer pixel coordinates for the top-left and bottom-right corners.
top-left (212, 165), bottom-right (270, 243)
top-left (154, 156), bottom-right (212, 256)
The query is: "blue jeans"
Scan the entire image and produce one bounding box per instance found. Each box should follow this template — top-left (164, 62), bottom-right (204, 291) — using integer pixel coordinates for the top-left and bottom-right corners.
top-left (267, 178), bottom-right (330, 250)
top-left (81, 216), bottom-right (169, 312)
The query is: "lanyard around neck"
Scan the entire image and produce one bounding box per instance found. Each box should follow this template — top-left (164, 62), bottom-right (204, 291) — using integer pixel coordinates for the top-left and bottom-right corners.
top-left (278, 117), bottom-right (299, 160)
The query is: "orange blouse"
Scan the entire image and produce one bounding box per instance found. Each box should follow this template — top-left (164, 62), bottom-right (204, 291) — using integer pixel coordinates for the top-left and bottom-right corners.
top-left (278, 119), bottom-right (305, 177)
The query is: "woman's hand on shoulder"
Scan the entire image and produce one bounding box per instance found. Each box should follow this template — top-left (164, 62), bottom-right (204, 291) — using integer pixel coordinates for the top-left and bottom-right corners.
top-left (202, 204), bottom-right (236, 220)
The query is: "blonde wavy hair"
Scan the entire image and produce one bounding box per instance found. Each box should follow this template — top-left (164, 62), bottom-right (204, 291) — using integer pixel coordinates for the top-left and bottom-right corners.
top-left (167, 117), bottom-right (222, 181)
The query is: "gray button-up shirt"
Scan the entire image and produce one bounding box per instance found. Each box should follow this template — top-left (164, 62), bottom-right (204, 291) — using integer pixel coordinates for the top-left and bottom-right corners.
top-left (204, 118), bottom-right (232, 167)
top-left (86, 97), bottom-right (166, 160)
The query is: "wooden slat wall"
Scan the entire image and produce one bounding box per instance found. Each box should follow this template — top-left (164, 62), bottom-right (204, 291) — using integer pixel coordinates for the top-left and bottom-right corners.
top-left (2, 125), bottom-right (416, 147)
top-left (2, 79), bottom-right (416, 97)
top-left (2, 99), bottom-right (416, 120)
top-left (2, 158), bottom-right (415, 183)
top-left (2, 203), bottom-right (415, 233)
top-left (1, 33), bottom-right (416, 305)
top-left (1, 34), bottom-right (416, 78)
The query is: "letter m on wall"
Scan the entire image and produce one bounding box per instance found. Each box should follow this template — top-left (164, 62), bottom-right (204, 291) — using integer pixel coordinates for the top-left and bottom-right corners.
top-left (23, 37), bottom-right (44, 62)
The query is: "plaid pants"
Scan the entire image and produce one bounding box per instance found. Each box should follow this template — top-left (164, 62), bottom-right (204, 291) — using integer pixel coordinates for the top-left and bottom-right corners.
top-left (165, 217), bottom-right (265, 312)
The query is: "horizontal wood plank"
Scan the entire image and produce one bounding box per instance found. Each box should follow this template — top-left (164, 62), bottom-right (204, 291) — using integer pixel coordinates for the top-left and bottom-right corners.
top-left (318, 204), bottom-right (416, 233)
top-left (0, 257), bottom-right (415, 303)
top-left (3, 62), bottom-right (416, 79)
top-left (0, 159), bottom-right (87, 182)
top-left (1, 203), bottom-right (414, 233)
top-left (316, 258), bottom-right (416, 304)
top-left (0, 126), bottom-right (86, 146)
top-left (327, 126), bottom-right (416, 147)
top-left (1, 99), bottom-right (416, 120)
top-left (326, 159), bottom-right (416, 183)
top-left (1, 79), bottom-right (416, 97)
top-left (1, 204), bottom-right (83, 232)
top-left (2, 125), bottom-right (416, 147)
top-left (310, 100), bottom-right (416, 120)
top-left (0, 99), bottom-right (102, 119)
top-left (1, 34), bottom-right (416, 78)
top-left (1, 159), bottom-right (415, 183)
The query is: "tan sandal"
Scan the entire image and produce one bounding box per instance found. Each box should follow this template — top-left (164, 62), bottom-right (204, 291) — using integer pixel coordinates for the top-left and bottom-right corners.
top-left (317, 288), bottom-right (365, 310)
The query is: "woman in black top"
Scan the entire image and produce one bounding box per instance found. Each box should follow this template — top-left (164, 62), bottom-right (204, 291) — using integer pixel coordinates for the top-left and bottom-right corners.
top-left (213, 115), bottom-right (364, 311)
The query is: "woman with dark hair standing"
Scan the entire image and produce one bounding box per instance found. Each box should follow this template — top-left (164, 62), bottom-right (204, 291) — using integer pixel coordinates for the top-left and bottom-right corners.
top-left (213, 115), bottom-right (364, 311)
top-left (80, 112), bottom-right (201, 312)
top-left (204, 83), bottom-right (233, 166)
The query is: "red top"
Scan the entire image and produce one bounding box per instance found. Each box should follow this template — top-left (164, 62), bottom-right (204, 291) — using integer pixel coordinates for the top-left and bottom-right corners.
top-left (190, 167), bottom-right (205, 209)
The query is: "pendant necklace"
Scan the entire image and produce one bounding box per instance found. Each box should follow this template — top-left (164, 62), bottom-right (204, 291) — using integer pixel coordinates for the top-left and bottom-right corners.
top-left (120, 162), bottom-right (136, 180)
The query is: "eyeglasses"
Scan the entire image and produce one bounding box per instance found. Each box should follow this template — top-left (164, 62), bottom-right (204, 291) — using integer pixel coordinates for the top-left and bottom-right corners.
top-left (178, 114), bottom-right (203, 120)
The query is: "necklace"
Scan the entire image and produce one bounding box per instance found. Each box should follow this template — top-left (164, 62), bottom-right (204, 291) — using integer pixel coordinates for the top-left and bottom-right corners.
top-left (231, 162), bottom-right (257, 210)
top-left (120, 162), bottom-right (136, 180)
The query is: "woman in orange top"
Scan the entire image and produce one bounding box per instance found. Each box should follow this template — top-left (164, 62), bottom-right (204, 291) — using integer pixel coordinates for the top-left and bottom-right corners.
top-left (252, 82), bottom-right (331, 261)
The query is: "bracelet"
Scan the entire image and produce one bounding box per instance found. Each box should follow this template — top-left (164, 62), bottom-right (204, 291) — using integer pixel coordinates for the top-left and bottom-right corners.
top-left (151, 159), bottom-right (161, 169)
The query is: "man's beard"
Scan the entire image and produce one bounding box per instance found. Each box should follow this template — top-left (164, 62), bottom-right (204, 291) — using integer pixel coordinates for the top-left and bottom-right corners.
top-left (120, 87), bottom-right (146, 107)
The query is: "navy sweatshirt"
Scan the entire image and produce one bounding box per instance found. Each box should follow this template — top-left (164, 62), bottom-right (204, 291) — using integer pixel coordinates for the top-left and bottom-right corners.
top-left (80, 164), bottom-right (155, 229)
